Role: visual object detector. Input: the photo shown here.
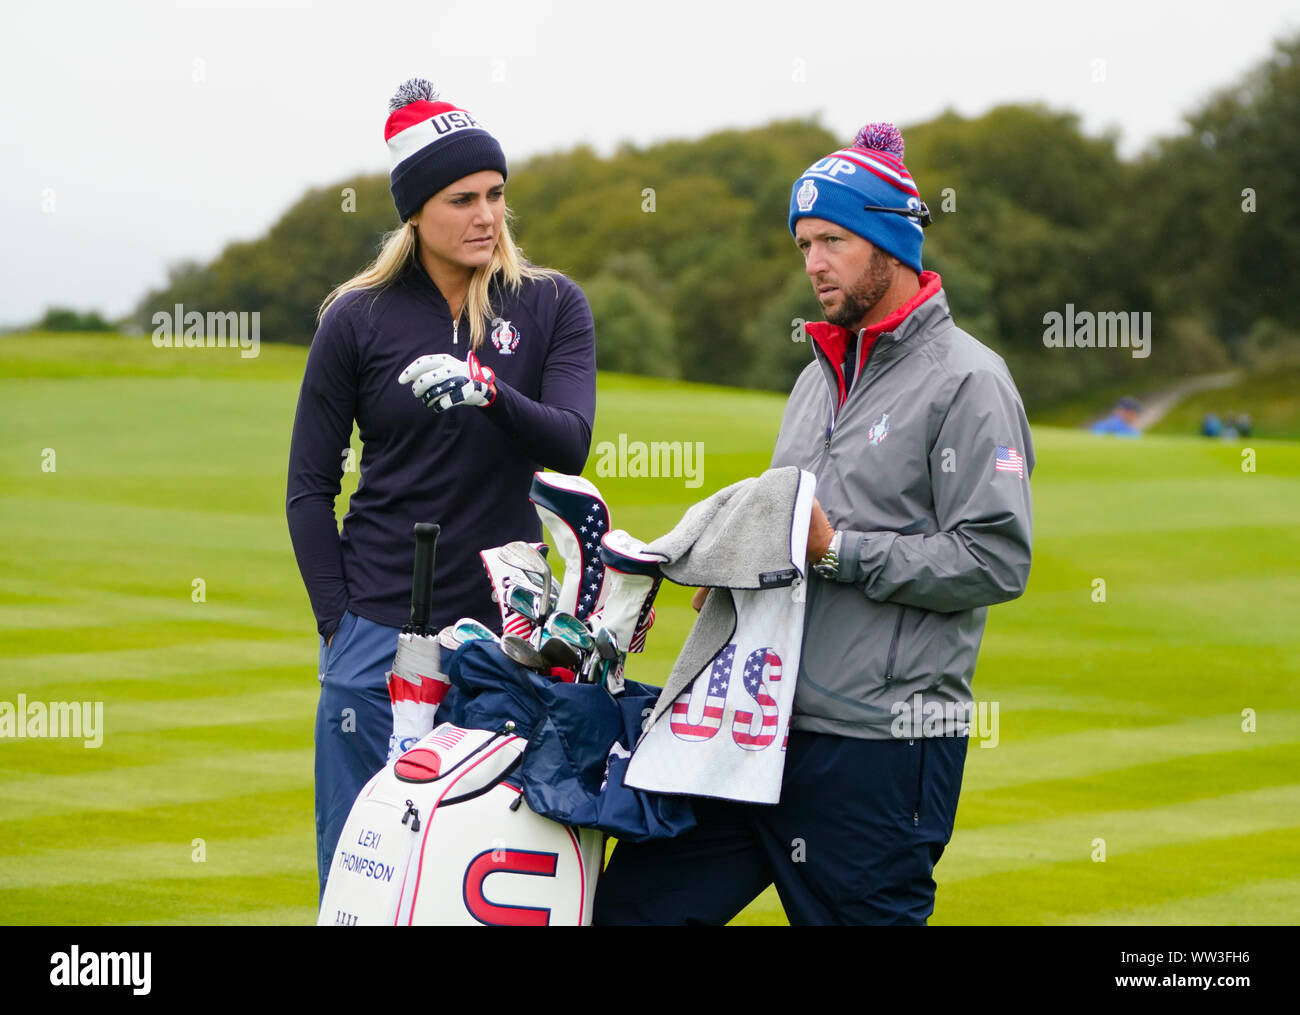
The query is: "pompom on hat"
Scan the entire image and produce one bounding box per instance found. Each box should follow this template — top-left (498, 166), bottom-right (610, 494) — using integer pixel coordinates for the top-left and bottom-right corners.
top-left (788, 121), bottom-right (929, 273)
top-left (384, 78), bottom-right (507, 222)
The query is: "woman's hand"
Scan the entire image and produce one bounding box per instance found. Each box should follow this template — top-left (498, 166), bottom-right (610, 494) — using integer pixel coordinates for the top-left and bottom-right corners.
top-left (691, 587), bottom-right (709, 612)
top-left (398, 352), bottom-right (495, 411)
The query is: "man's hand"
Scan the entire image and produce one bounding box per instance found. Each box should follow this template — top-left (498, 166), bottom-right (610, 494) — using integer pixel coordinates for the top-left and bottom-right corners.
top-left (398, 351), bottom-right (496, 412)
top-left (807, 498), bottom-right (835, 560)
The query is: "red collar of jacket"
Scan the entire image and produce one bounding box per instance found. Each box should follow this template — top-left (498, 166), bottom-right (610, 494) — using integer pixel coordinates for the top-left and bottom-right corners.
top-left (806, 270), bottom-right (943, 408)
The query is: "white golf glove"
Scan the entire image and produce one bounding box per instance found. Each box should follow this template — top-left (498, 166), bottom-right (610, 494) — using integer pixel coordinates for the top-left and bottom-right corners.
top-left (398, 351), bottom-right (496, 412)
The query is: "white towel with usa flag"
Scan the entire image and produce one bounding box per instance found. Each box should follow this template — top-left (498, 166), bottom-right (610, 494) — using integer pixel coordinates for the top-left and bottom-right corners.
top-left (624, 578), bottom-right (805, 804)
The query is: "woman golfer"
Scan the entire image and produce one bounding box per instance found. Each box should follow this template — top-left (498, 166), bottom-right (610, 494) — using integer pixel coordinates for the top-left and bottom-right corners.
top-left (286, 78), bottom-right (597, 899)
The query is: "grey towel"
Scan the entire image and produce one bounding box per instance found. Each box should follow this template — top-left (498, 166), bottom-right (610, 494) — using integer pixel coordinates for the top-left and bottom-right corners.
top-left (641, 466), bottom-right (811, 730)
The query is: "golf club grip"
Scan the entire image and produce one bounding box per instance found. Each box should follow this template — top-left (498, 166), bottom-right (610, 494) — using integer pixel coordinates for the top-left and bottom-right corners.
top-left (407, 522), bottom-right (441, 634)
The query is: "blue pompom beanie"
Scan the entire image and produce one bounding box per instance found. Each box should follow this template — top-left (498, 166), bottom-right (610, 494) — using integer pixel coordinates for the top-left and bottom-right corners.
top-left (788, 122), bottom-right (926, 273)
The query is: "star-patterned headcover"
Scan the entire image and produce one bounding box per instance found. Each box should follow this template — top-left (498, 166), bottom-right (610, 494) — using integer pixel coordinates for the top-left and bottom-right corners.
top-left (593, 529), bottom-right (664, 650)
top-left (529, 473), bottom-right (610, 622)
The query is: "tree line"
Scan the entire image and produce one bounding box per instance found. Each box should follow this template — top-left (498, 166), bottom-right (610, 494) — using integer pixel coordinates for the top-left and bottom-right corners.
top-left (121, 34), bottom-right (1299, 408)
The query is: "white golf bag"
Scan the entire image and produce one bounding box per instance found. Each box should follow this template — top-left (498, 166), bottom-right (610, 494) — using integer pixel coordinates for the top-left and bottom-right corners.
top-left (318, 723), bottom-right (604, 926)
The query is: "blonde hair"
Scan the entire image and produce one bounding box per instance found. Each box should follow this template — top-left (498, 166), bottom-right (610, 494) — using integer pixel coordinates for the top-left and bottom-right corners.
top-left (317, 209), bottom-right (555, 350)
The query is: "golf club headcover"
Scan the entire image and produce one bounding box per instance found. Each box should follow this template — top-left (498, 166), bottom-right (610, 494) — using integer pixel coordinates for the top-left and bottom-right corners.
top-left (530, 472), bottom-right (610, 622)
top-left (479, 543), bottom-right (547, 640)
top-left (595, 530), bottom-right (664, 649)
top-left (585, 603), bottom-right (656, 654)
top-left (629, 606), bottom-right (655, 653)
top-left (387, 632), bottom-right (449, 760)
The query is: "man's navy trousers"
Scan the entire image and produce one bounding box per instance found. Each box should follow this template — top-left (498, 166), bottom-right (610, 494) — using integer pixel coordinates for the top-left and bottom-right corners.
top-left (593, 730), bottom-right (968, 925)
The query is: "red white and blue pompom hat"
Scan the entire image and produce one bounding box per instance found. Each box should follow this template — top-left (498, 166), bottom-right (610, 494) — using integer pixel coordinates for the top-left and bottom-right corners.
top-left (788, 122), bottom-right (931, 273)
top-left (384, 78), bottom-right (508, 222)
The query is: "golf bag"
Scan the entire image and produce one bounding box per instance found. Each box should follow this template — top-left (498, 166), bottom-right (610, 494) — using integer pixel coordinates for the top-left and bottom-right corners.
top-left (318, 722), bottom-right (603, 926)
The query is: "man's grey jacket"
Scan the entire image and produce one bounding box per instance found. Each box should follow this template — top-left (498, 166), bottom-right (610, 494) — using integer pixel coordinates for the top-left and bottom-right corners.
top-left (771, 282), bottom-right (1034, 739)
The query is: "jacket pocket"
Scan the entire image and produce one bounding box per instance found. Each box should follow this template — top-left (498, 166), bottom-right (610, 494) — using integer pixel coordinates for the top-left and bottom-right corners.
top-left (793, 582), bottom-right (906, 723)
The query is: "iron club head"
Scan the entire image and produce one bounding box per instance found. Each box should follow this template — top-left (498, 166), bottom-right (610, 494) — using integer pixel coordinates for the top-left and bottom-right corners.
top-left (450, 618), bottom-right (498, 645)
top-left (538, 636), bottom-right (583, 671)
top-left (500, 633), bottom-right (549, 672)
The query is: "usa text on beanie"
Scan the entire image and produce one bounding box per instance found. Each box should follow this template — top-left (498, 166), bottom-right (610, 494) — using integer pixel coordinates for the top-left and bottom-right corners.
top-left (384, 78), bottom-right (508, 223)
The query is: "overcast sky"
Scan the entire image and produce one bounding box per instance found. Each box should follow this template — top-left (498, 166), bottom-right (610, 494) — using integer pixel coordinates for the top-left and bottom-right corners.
top-left (1, 0), bottom-right (1296, 329)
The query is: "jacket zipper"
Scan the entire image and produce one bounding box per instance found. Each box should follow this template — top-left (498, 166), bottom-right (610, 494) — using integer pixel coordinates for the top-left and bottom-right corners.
top-left (816, 360), bottom-right (842, 465)
top-left (452, 317), bottom-right (459, 347)
top-left (884, 606), bottom-right (905, 681)
top-left (816, 329), bottom-right (891, 459)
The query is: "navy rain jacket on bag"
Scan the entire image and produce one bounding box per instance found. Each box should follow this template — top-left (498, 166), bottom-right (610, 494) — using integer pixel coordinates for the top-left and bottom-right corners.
top-left (441, 641), bottom-right (696, 842)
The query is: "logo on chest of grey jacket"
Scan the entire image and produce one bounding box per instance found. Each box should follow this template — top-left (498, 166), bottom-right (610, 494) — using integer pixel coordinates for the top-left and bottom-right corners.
top-left (866, 412), bottom-right (890, 445)
top-left (490, 317), bottom-right (520, 354)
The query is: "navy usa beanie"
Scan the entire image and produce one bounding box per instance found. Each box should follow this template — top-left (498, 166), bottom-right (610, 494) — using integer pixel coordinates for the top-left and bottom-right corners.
top-left (384, 78), bottom-right (508, 222)
top-left (788, 123), bottom-right (926, 273)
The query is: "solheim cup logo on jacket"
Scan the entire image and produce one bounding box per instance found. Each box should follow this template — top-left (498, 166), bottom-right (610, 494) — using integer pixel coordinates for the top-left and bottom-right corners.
top-left (490, 317), bottom-right (520, 354)
top-left (866, 413), bottom-right (890, 445)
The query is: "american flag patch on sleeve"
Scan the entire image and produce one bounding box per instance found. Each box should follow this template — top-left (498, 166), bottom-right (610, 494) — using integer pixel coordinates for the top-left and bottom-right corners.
top-left (995, 445), bottom-right (1025, 477)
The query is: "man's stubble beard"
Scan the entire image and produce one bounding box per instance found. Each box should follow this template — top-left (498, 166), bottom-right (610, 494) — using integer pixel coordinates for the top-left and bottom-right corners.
top-left (826, 247), bottom-right (893, 330)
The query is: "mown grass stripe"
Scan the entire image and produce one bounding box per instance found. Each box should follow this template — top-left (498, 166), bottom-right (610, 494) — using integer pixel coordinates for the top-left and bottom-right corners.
top-left (960, 713), bottom-right (1300, 792)
top-left (960, 742), bottom-right (1300, 826)
top-left (0, 789), bottom-right (312, 855)
top-left (0, 748), bottom-right (313, 817)
top-left (935, 826), bottom-right (1300, 926)
top-left (1059, 874), bottom-right (1300, 926)
top-left (0, 874), bottom-right (319, 925)
top-left (940, 784), bottom-right (1300, 881)
top-left (3, 642), bottom-right (321, 685)
top-left (0, 831), bottom-right (311, 888)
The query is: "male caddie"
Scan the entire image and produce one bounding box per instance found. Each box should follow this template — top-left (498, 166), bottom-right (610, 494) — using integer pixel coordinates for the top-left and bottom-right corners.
top-left (595, 122), bottom-right (1034, 925)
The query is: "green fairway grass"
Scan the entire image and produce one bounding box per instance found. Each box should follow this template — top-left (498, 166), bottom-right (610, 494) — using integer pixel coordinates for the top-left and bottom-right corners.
top-left (2, 333), bottom-right (1297, 925)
